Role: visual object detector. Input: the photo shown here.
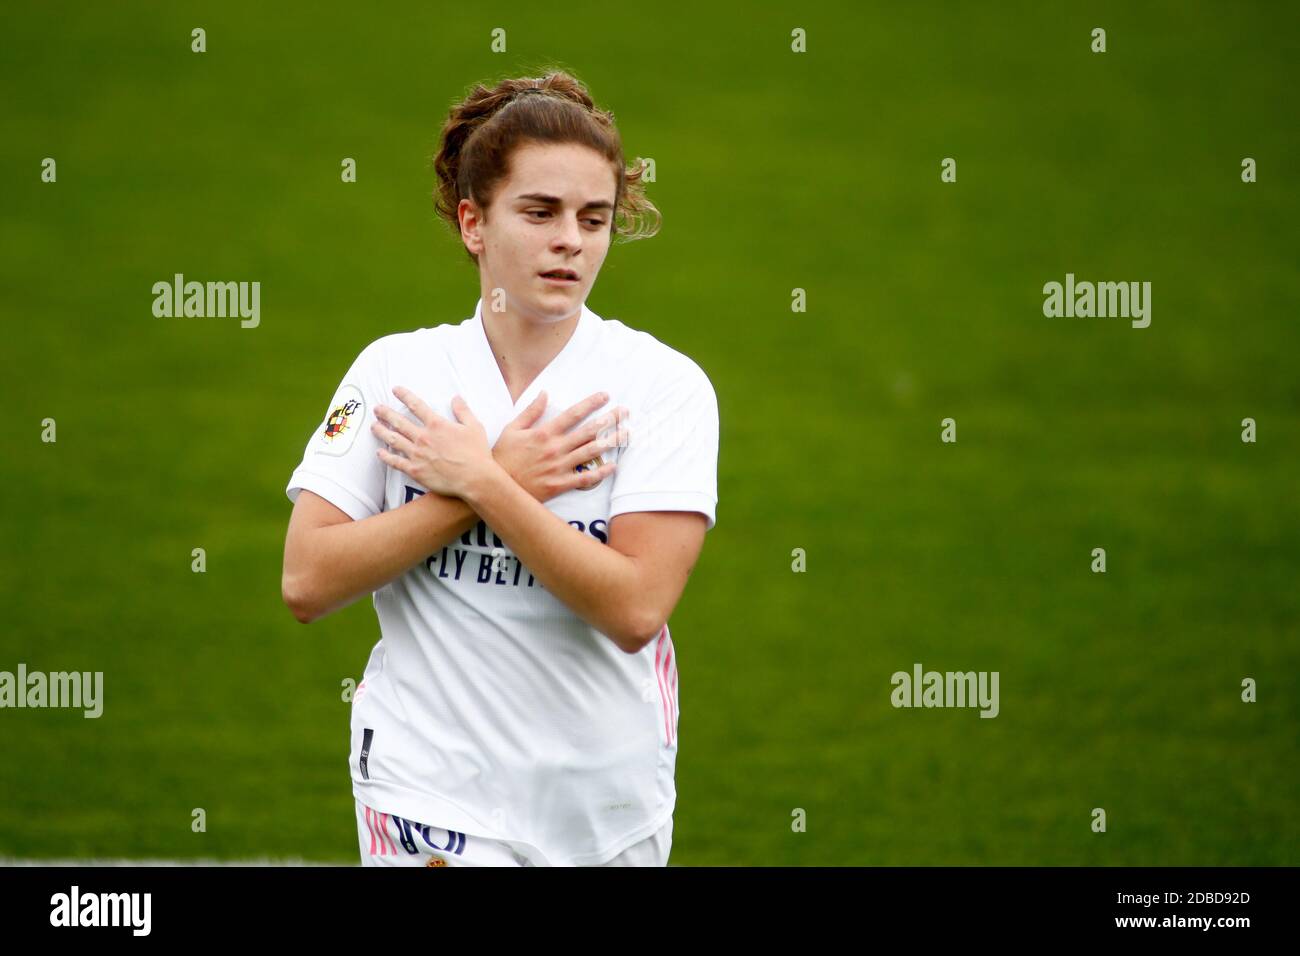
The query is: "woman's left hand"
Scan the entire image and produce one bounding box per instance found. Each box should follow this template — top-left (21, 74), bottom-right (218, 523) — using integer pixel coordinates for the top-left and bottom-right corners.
top-left (372, 387), bottom-right (496, 500)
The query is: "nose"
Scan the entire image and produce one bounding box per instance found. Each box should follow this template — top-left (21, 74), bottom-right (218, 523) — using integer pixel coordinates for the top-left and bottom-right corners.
top-left (552, 212), bottom-right (583, 255)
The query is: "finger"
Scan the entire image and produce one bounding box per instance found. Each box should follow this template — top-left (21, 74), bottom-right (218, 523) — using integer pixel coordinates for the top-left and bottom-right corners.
top-left (373, 405), bottom-right (419, 444)
top-left (505, 390), bottom-right (548, 431)
top-left (572, 459), bottom-right (616, 490)
top-left (370, 419), bottom-right (416, 458)
top-left (391, 386), bottom-right (440, 427)
top-left (449, 394), bottom-right (482, 427)
top-left (376, 447), bottom-right (409, 474)
top-left (566, 407), bottom-right (628, 451)
top-left (551, 391), bottom-right (611, 435)
top-left (563, 425), bottom-right (628, 471)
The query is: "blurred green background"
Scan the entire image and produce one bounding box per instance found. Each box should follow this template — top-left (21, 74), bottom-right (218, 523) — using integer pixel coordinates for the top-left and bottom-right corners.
top-left (2, 0), bottom-right (1296, 865)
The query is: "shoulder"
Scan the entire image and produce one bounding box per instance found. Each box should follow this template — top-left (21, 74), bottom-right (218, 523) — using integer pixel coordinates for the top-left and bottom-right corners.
top-left (594, 314), bottom-right (716, 395)
top-left (351, 323), bottom-right (457, 373)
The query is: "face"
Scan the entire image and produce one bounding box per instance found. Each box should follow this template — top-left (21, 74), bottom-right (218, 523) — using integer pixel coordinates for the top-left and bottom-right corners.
top-left (459, 141), bottom-right (617, 324)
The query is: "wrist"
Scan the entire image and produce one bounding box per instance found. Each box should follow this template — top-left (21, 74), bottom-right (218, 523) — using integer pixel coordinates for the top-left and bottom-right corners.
top-left (409, 486), bottom-right (477, 530)
top-left (463, 458), bottom-right (510, 513)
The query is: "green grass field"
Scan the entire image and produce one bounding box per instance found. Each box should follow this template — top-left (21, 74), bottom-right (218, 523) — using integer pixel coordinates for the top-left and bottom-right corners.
top-left (2, 0), bottom-right (1297, 865)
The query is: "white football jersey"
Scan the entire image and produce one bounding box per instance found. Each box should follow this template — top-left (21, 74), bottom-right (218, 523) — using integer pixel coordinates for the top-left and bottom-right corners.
top-left (285, 297), bottom-right (719, 865)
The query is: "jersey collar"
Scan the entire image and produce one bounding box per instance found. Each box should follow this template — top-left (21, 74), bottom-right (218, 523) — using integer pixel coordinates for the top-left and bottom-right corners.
top-left (467, 296), bottom-right (600, 418)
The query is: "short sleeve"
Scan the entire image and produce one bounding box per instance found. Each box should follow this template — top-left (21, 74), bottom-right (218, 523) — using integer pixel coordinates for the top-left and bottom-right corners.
top-left (285, 339), bottom-right (388, 521)
top-left (608, 358), bottom-right (719, 530)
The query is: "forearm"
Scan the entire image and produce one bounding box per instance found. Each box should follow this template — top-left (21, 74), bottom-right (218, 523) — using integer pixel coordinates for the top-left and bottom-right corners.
top-left (465, 462), bottom-right (649, 652)
top-left (287, 491), bottom-right (479, 623)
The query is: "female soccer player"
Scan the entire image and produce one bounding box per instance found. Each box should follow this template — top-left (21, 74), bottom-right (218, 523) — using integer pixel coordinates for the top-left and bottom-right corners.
top-left (282, 71), bottom-right (719, 866)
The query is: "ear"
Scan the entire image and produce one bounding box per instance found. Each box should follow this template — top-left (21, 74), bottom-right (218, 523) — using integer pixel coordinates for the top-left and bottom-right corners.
top-left (458, 197), bottom-right (485, 256)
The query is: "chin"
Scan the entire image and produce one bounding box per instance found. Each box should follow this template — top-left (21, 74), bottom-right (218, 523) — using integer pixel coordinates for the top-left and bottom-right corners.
top-left (530, 289), bottom-right (584, 318)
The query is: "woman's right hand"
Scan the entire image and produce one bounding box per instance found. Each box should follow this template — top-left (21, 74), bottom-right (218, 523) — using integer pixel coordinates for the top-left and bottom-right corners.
top-left (491, 391), bottom-right (628, 502)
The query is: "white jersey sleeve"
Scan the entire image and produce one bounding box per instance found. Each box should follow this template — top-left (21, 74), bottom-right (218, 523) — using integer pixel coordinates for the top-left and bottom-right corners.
top-left (608, 356), bottom-right (719, 530)
top-left (285, 338), bottom-right (388, 521)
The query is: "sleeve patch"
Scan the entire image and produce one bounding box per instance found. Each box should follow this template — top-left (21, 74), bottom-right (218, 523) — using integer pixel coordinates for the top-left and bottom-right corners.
top-left (314, 383), bottom-right (366, 457)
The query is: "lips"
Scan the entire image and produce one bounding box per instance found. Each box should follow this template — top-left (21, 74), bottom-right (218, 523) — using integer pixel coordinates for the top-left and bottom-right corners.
top-left (539, 269), bottom-right (579, 282)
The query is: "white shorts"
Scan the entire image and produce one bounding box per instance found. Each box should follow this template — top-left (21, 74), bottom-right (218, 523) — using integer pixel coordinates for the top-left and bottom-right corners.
top-left (355, 799), bottom-right (672, 867)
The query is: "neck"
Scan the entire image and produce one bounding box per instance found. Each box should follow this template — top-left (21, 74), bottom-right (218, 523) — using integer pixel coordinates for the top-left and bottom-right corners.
top-left (478, 282), bottom-right (581, 403)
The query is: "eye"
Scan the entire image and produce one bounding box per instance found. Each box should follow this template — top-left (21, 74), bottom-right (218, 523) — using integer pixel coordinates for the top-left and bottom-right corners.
top-left (584, 218), bottom-right (607, 228)
top-left (527, 209), bottom-right (551, 219)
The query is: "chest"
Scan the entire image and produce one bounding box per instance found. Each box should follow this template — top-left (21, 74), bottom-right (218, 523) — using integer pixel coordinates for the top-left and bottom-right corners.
top-left (379, 370), bottom-right (627, 555)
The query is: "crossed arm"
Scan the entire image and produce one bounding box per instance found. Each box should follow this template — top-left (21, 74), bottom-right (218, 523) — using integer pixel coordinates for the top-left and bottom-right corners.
top-left (464, 471), bottom-right (707, 653)
top-left (282, 389), bottom-right (708, 653)
top-left (284, 488), bottom-right (705, 653)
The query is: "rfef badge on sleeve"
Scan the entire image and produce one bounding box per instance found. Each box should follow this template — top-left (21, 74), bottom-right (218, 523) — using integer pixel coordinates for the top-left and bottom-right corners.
top-left (315, 384), bottom-right (365, 456)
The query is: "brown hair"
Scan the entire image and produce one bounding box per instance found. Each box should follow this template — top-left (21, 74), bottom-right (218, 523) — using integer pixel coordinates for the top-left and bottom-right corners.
top-left (433, 70), bottom-right (660, 265)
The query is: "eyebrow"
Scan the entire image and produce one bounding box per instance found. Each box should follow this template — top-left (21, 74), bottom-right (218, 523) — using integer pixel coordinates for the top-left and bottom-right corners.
top-left (515, 193), bottom-right (614, 212)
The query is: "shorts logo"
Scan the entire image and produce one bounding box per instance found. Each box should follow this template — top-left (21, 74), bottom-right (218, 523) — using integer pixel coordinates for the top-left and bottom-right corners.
top-left (316, 384), bottom-right (365, 456)
top-left (364, 807), bottom-right (468, 862)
